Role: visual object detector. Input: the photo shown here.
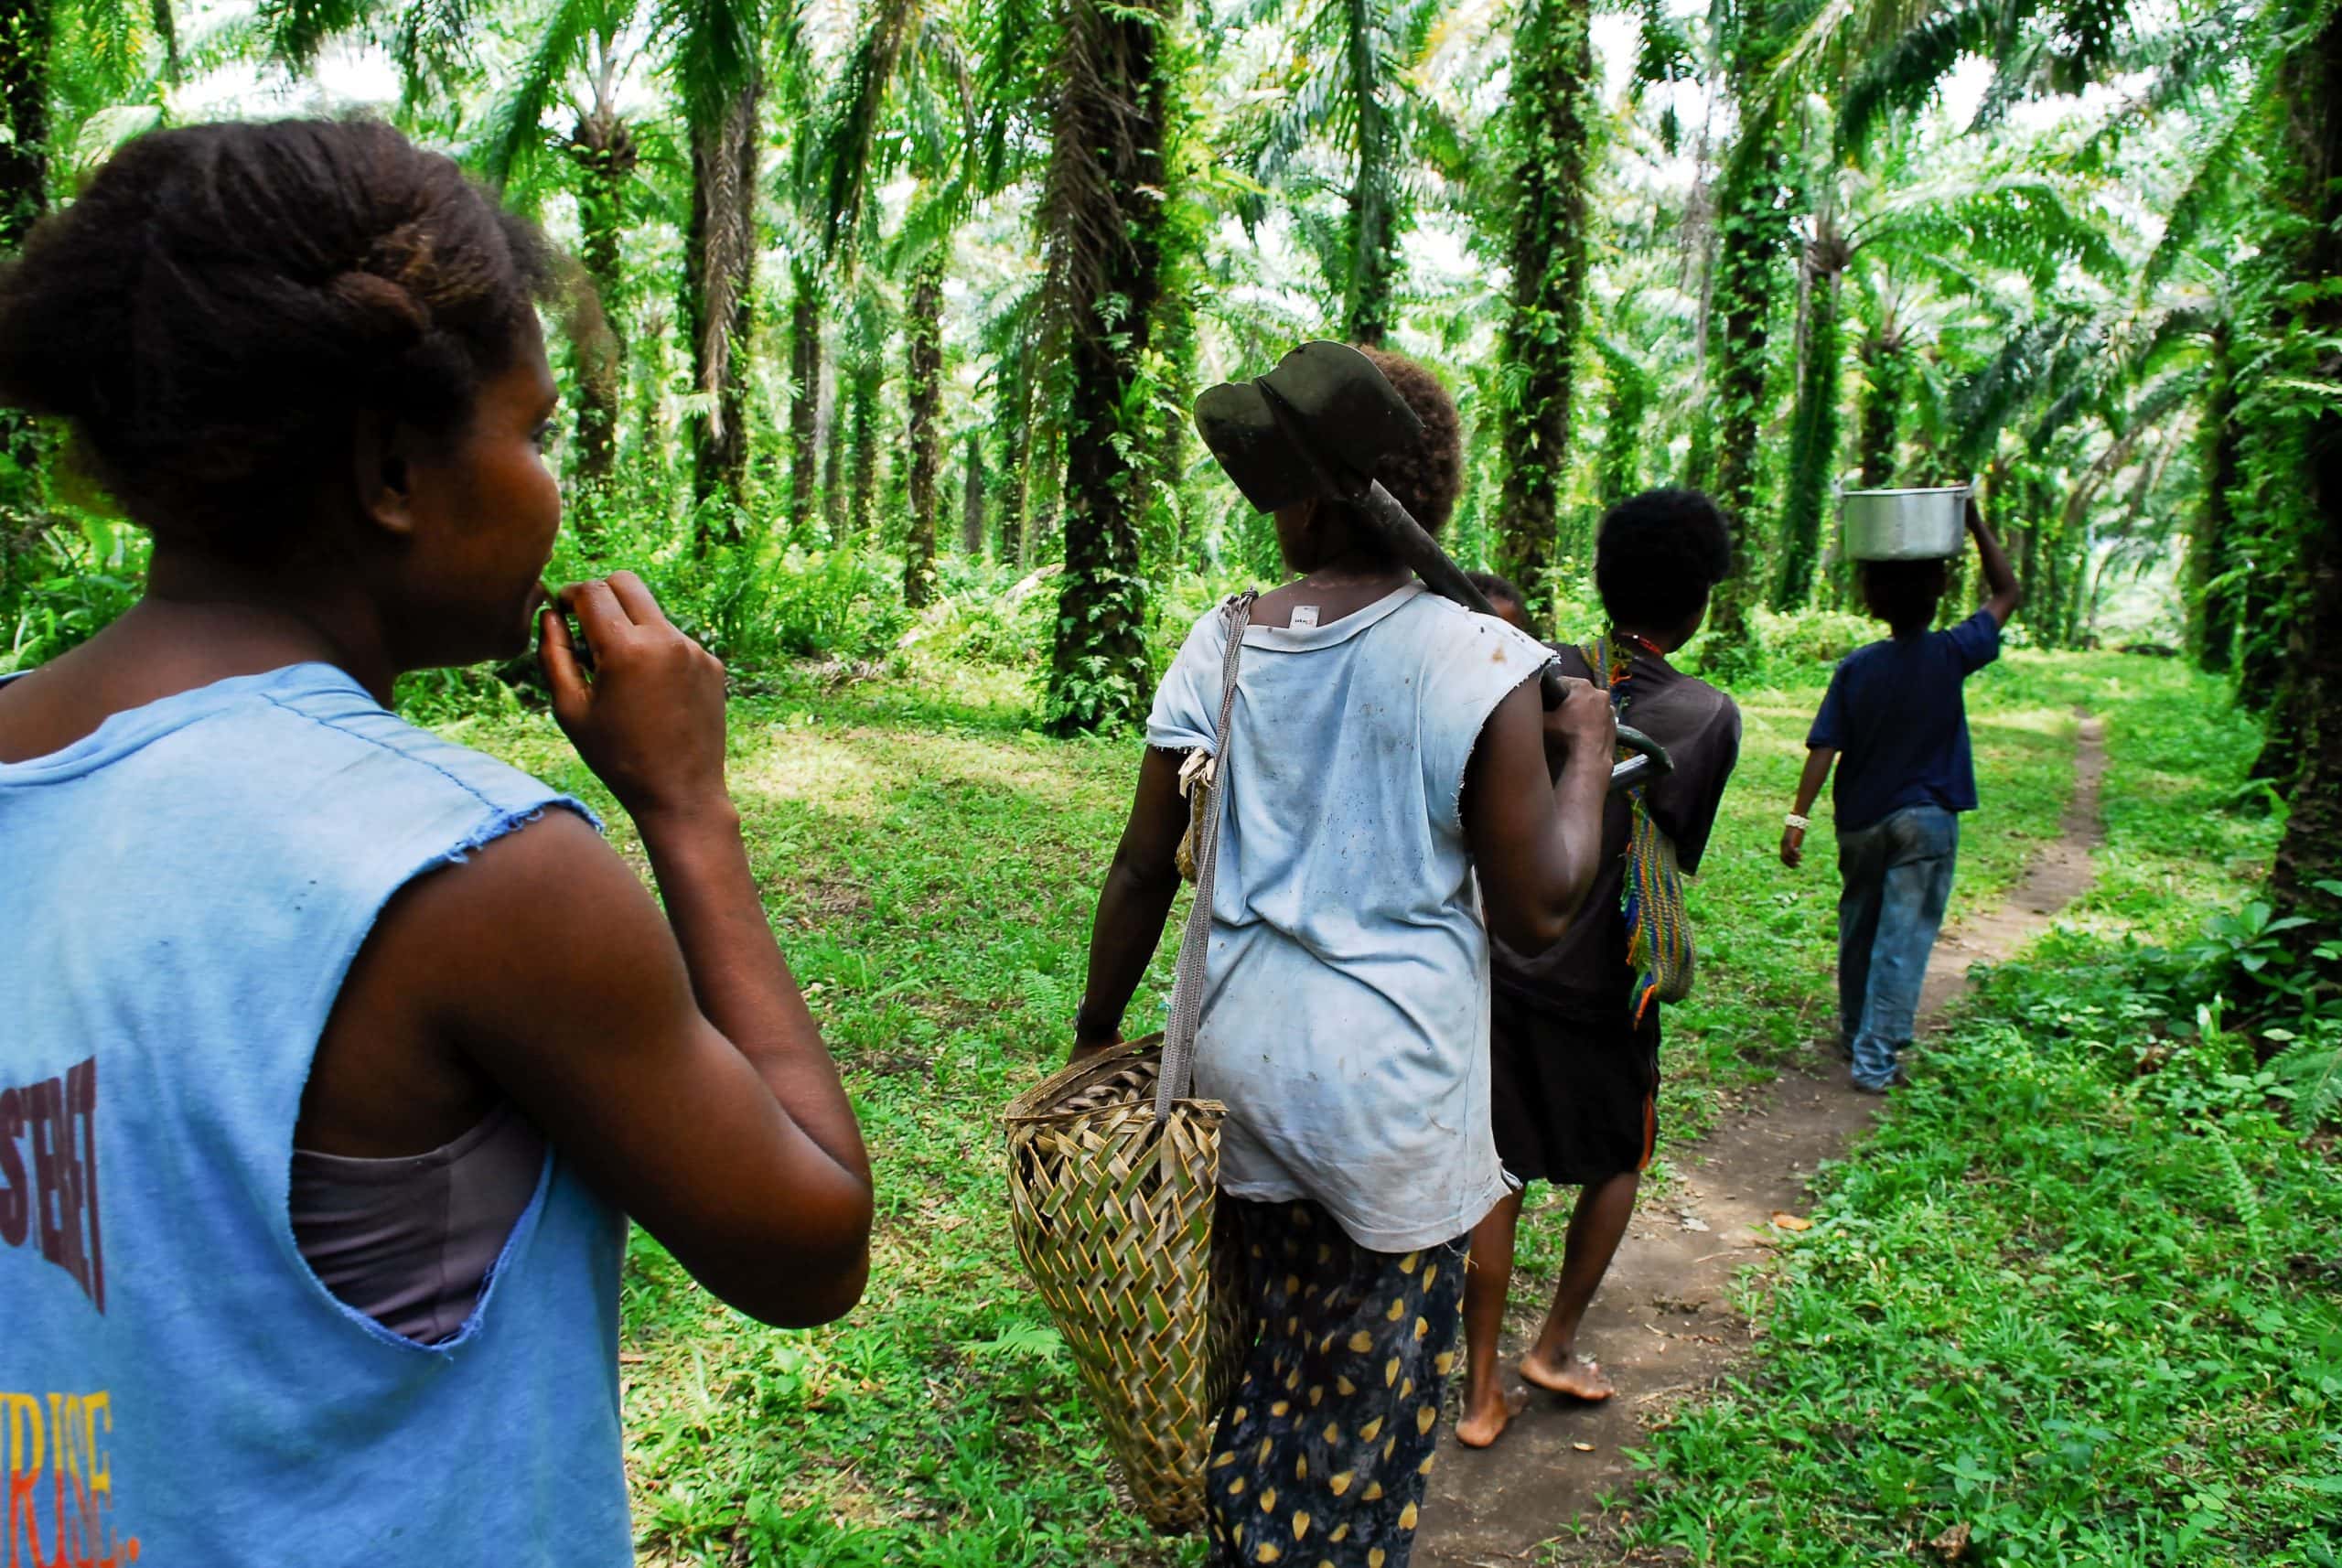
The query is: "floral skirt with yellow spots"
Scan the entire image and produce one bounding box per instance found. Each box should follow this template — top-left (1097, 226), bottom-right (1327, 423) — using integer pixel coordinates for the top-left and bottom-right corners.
top-left (1206, 1198), bottom-right (1468, 1568)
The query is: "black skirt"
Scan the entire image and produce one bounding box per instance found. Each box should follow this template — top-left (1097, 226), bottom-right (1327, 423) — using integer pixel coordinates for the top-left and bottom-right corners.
top-left (1488, 985), bottom-right (1660, 1187)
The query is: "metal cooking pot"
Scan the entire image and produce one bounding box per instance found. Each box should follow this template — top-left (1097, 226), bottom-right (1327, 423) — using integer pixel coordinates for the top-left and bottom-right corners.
top-left (1842, 486), bottom-right (1968, 562)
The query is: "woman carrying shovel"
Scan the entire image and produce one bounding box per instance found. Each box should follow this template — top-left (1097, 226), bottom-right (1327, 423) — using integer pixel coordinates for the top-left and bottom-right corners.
top-left (1072, 349), bottom-right (1617, 1567)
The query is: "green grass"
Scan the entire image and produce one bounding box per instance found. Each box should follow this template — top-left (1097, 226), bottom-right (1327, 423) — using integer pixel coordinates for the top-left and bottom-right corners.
top-left (444, 644), bottom-right (2254, 1566)
top-left (1617, 657), bottom-right (2341, 1568)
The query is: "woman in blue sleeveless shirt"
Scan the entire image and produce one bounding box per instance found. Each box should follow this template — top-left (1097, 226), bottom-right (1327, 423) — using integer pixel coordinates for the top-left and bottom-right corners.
top-left (0, 122), bottom-right (872, 1564)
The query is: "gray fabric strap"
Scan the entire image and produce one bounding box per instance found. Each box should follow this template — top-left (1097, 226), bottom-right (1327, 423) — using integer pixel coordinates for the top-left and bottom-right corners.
top-left (1156, 590), bottom-right (1257, 1122)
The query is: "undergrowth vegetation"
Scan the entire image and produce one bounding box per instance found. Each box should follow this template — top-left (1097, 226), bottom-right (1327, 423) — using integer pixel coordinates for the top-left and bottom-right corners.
top-left (1621, 659), bottom-right (2341, 1568)
top-left (441, 627), bottom-right (2167, 1566)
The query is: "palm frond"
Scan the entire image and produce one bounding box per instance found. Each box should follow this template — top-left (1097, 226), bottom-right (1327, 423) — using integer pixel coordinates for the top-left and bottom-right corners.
top-left (252, 0), bottom-right (374, 70)
top-left (1836, 2), bottom-right (1994, 148)
top-left (1864, 171), bottom-right (2125, 289)
top-left (475, 0), bottom-right (599, 188)
top-left (392, 0), bottom-right (479, 111)
top-left (659, 0), bottom-right (765, 123)
top-left (2137, 90), bottom-right (2261, 300)
top-left (807, 0), bottom-right (920, 257)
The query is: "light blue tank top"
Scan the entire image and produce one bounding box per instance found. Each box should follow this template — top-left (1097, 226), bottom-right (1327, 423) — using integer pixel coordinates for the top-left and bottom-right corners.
top-left (1146, 585), bottom-right (1553, 1252)
top-left (0, 661), bottom-right (630, 1565)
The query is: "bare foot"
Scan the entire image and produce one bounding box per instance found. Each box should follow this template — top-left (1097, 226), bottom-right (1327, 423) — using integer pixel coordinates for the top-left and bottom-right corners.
top-left (1454, 1382), bottom-right (1530, 1448)
top-left (1520, 1346), bottom-right (1615, 1402)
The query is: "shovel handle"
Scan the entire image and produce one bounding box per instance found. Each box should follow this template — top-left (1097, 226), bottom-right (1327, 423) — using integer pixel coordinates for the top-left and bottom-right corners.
top-left (1354, 481), bottom-right (1672, 790)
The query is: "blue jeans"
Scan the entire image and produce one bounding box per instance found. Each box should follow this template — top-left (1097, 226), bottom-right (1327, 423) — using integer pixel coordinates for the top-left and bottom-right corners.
top-left (1835, 804), bottom-right (1959, 1090)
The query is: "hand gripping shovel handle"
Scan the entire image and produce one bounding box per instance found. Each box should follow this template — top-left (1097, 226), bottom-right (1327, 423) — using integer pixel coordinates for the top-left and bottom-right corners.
top-left (1353, 482), bottom-right (1672, 791)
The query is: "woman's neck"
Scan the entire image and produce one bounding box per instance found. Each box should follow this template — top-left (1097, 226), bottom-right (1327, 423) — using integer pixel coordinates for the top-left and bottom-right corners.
top-left (1292, 552), bottom-right (1409, 590)
top-left (1612, 622), bottom-right (1680, 658)
top-left (132, 549), bottom-right (398, 704)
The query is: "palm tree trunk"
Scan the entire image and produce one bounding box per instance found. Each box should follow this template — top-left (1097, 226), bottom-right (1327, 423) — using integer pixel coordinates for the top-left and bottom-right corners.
top-left (1149, 256), bottom-right (1200, 572)
top-left (1595, 349), bottom-right (1650, 507)
top-left (0, 0), bottom-right (48, 252)
top-left (1703, 0), bottom-right (1791, 656)
top-left (849, 350), bottom-right (880, 541)
top-left (1773, 237), bottom-right (1847, 610)
top-left (789, 258), bottom-right (821, 538)
top-left (2059, 521), bottom-right (2088, 645)
top-left (685, 77), bottom-right (761, 538)
top-left (2263, 0), bottom-right (2342, 991)
top-left (2014, 481), bottom-right (2042, 631)
top-left (567, 111), bottom-right (635, 499)
top-left (1342, 0), bottom-right (1396, 346)
top-left (903, 251), bottom-right (945, 607)
top-left (1040, 0), bottom-right (1180, 733)
top-left (2188, 323), bottom-right (2242, 673)
top-left (1853, 328), bottom-right (1903, 488)
top-left (961, 431), bottom-right (985, 555)
top-left (1493, 0), bottom-right (1595, 633)
top-left (822, 366), bottom-right (848, 541)
top-left (1024, 419), bottom-right (1060, 570)
top-left (990, 349), bottom-right (1031, 562)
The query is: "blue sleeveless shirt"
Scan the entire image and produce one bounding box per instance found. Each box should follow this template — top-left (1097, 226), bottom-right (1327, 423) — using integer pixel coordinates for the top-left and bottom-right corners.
top-left (0, 662), bottom-right (631, 1565)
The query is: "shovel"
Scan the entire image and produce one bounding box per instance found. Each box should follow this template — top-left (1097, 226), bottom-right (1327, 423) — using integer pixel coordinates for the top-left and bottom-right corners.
top-left (1194, 340), bottom-right (1671, 790)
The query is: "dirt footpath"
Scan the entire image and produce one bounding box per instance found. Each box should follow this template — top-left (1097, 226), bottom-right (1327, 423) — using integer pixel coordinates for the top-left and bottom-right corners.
top-left (1417, 716), bottom-right (2107, 1565)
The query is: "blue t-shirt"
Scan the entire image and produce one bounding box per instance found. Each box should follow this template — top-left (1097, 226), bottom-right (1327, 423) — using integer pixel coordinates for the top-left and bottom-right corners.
top-left (1808, 610), bottom-right (2001, 832)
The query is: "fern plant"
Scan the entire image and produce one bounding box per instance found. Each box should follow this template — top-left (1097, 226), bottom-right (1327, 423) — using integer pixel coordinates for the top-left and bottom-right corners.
top-left (2267, 1023), bottom-right (2342, 1130)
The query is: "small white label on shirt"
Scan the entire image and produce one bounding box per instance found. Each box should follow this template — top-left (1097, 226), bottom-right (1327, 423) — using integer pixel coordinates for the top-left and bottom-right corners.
top-left (1291, 604), bottom-right (1320, 629)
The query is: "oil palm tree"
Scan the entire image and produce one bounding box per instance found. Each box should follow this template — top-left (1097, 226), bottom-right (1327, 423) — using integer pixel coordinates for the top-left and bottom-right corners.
top-left (1229, 0), bottom-right (1449, 343)
top-left (670, 0), bottom-right (767, 528)
top-left (0, 0), bottom-right (173, 503)
top-left (1819, 0), bottom-right (2338, 975)
top-left (1770, 138), bottom-right (2124, 608)
top-left (403, 0), bottom-right (772, 531)
top-left (804, 0), bottom-right (983, 602)
top-left (1488, 0), bottom-right (1596, 628)
top-left (1694, 0), bottom-right (1800, 660)
top-left (1037, 0), bottom-right (1193, 731)
top-left (474, 0), bottom-right (651, 496)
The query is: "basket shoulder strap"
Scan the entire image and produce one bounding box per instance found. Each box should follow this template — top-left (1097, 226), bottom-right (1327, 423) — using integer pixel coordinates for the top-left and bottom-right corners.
top-left (1156, 589), bottom-right (1257, 1122)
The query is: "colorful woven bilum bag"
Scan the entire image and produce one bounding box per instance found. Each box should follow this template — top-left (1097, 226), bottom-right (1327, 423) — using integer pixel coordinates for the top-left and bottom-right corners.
top-left (1583, 635), bottom-right (1695, 1019)
top-left (1004, 593), bottom-right (1257, 1533)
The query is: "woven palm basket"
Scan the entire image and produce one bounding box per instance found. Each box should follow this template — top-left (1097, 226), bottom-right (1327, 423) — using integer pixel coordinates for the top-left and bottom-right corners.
top-left (1004, 1036), bottom-right (1251, 1533)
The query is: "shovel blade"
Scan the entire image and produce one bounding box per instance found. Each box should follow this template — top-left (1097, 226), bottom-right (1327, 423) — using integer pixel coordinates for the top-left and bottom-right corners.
top-left (1194, 341), bottom-right (1424, 514)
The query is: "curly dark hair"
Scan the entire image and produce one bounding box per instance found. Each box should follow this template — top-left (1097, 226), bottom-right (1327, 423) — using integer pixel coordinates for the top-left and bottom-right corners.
top-left (0, 119), bottom-right (560, 559)
top-left (1465, 569), bottom-right (1525, 619)
top-left (1594, 488), bottom-right (1735, 630)
top-left (1332, 346), bottom-right (1464, 545)
top-left (1856, 557), bottom-right (1950, 637)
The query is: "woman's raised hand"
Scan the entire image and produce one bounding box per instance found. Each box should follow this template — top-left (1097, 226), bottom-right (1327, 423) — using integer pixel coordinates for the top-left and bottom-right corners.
top-left (539, 572), bottom-right (731, 823)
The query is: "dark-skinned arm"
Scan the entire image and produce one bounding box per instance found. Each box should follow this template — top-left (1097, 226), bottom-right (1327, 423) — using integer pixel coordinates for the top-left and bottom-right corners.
top-left (1070, 746), bottom-right (1189, 1058)
top-left (414, 572), bottom-right (876, 1328)
top-left (1781, 746), bottom-right (1836, 868)
top-left (1466, 674), bottom-right (1617, 953)
top-left (1969, 495), bottom-right (2022, 628)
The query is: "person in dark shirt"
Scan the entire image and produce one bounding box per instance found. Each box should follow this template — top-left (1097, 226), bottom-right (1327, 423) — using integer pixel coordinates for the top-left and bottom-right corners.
top-left (1780, 497), bottom-right (2021, 1092)
top-left (1456, 490), bottom-right (1743, 1448)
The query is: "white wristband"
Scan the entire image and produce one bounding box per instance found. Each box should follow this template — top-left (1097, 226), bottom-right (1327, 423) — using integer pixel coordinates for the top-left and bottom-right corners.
top-left (1784, 812), bottom-right (1810, 832)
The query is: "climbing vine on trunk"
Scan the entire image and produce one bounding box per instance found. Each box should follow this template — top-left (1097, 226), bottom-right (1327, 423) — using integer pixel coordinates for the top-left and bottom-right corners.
top-left (1774, 229), bottom-right (1849, 610)
top-left (904, 251), bottom-right (946, 607)
top-left (1493, 0), bottom-right (1596, 633)
top-left (685, 77), bottom-right (762, 536)
top-left (1039, 0), bottom-right (1188, 733)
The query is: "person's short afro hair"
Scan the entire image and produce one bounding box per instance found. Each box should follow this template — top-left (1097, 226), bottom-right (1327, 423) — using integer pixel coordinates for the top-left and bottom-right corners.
top-left (1594, 488), bottom-right (1735, 630)
top-left (1856, 557), bottom-right (1950, 636)
top-left (1465, 570), bottom-right (1524, 616)
top-left (1333, 346), bottom-right (1464, 540)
